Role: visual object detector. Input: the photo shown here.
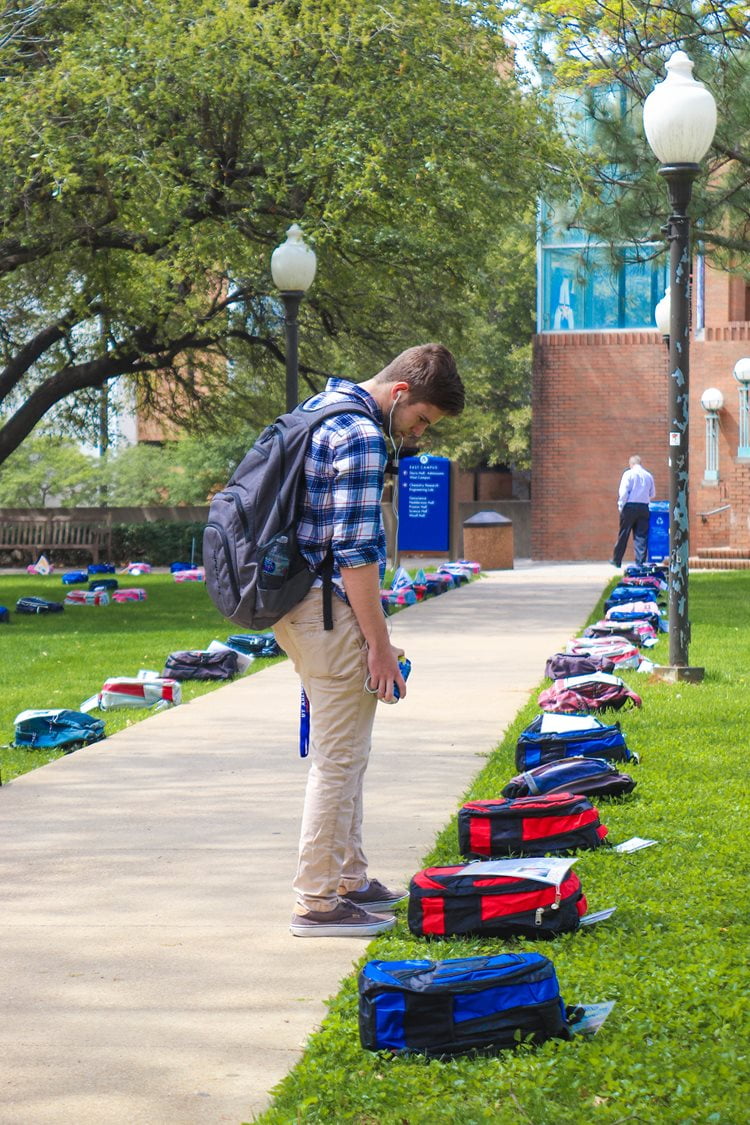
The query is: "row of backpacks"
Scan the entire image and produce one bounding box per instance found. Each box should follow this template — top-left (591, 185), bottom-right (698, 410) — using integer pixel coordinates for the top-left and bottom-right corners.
top-left (380, 561), bottom-right (479, 610)
top-left (10, 632), bottom-right (283, 754)
top-left (2, 562), bottom-right (210, 621)
top-left (358, 563), bottom-right (666, 1058)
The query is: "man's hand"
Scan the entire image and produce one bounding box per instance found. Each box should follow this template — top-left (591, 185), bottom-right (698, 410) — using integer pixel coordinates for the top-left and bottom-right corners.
top-left (341, 562), bottom-right (407, 702)
top-left (366, 642), bottom-right (406, 703)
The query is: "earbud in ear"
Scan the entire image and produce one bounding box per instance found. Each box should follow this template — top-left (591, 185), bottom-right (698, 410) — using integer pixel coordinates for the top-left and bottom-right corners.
top-left (394, 391), bottom-right (402, 404)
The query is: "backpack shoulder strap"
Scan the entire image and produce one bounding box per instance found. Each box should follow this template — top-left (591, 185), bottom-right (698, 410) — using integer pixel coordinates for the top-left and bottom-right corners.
top-left (292, 395), bottom-right (378, 430)
top-left (291, 394), bottom-right (382, 631)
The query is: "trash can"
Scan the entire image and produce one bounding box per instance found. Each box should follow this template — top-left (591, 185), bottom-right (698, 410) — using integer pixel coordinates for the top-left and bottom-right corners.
top-left (462, 511), bottom-right (513, 570)
top-left (648, 501), bottom-right (670, 563)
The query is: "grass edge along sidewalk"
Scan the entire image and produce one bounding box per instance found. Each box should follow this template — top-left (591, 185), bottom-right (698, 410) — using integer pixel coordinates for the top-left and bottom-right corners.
top-left (0, 565), bottom-right (443, 784)
top-left (0, 572), bottom-right (283, 783)
top-left (254, 571), bottom-right (749, 1125)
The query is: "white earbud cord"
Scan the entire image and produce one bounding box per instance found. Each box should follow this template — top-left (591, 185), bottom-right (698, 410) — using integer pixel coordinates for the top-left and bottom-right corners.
top-left (363, 398), bottom-right (404, 688)
top-left (387, 399), bottom-right (403, 556)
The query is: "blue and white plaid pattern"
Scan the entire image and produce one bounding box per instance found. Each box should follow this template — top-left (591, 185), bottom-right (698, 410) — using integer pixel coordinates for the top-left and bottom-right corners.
top-left (298, 378), bottom-right (387, 591)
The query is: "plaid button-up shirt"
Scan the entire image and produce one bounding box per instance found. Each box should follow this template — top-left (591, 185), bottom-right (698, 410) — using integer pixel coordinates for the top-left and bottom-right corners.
top-left (298, 378), bottom-right (387, 594)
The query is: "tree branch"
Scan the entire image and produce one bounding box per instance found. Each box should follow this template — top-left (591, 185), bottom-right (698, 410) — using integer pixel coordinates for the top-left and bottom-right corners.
top-left (0, 313), bottom-right (77, 401)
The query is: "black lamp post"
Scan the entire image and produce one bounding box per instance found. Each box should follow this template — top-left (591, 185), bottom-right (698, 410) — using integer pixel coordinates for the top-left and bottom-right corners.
top-left (271, 224), bottom-right (317, 412)
top-left (644, 50), bottom-right (716, 680)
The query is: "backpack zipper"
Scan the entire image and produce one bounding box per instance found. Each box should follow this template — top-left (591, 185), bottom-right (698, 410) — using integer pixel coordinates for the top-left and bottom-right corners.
top-left (535, 885), bottom-right (562, 925)
top-left (227, 489), bottom-right (252, 540)
top-left (206, 520), bottom-right (241, 605)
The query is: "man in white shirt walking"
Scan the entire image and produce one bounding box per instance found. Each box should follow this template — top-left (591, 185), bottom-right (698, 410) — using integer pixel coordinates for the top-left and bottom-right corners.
top-left (611, 455), bottom-right (656, 567)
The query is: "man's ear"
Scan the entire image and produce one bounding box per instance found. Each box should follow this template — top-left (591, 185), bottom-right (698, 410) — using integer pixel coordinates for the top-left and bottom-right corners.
top-left (390, 381), bottom-right (409, 403)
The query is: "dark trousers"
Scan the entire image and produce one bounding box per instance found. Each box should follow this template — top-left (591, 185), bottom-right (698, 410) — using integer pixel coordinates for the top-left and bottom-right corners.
top-left (613, 503), bottom-right (650, 566)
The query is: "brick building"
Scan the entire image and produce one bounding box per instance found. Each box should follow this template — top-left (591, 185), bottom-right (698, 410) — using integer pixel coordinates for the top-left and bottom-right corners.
top-left (531, 253), bottom-right (750, 563)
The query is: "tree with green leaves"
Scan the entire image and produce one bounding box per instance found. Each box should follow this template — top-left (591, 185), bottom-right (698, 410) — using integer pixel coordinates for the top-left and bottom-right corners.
top-left (0, 0), bottom-right (568, 466)
top-left (0, 434), bottom-right (97, 505)
top-left (516, 0), bottom-right (750, 269)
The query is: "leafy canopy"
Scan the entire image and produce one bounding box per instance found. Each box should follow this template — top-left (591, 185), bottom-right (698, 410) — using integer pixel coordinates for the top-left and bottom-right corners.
top-left (0, 0), bottom-right (568, 465)
top-left (515, 0), bottom-right (750, 267)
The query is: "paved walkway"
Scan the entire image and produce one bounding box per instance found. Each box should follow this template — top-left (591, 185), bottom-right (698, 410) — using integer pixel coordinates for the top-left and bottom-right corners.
top-left (1, 562), bottom-right (611, 1125)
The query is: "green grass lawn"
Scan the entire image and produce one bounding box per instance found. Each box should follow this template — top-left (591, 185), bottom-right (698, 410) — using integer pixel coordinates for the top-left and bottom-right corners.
top-left (0, 563), bottom-right (418, 783)
top-left (255, 571), bottom-right (750, 1125)
top-left (0, 571), bottom-right (282, 783)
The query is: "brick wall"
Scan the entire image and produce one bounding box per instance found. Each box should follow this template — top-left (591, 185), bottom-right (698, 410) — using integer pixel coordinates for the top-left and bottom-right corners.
top-left (532, 331), bottom-right (668, 560)
top-left (532, 318), bottom-right (750, 560)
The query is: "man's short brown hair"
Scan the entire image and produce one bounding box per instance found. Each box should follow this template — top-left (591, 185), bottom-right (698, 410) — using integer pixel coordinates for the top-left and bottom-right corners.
top-left (376, 344), bottom-right (465, 416)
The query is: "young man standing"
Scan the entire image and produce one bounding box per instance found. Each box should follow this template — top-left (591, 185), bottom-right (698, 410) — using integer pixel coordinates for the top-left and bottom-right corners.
top-left (273, 344), bottom-right (465, 937)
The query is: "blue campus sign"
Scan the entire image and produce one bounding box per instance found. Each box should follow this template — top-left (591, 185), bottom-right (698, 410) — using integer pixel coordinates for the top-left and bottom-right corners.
top-left (397, 455), bottom-right (451, 552)
top-left (648, 501), bottom-right (670, 563)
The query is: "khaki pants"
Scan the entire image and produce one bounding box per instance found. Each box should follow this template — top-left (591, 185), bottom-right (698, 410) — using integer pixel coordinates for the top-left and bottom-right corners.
top-left (274, 588), bottom-right (378, 913)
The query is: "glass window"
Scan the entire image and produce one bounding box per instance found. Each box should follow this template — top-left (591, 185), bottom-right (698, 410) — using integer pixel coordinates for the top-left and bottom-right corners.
top-left (539, 240), bottom-right (667, 332)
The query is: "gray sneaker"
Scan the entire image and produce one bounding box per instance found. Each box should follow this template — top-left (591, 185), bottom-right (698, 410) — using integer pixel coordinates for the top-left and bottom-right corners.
top-left (340, 878), bottom-right (408, 912)
top-left (290, 899), bottom-right (396, 938)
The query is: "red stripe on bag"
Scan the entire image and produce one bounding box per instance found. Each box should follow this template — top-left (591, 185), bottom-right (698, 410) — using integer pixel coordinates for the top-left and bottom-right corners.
top-left (480, 884), bottom-right (554, 919)
top-left (421, 896), bottom-right (446, 935)
top-left (478, 872), bottom-right (581, 920)
top-left (522, 810), bottom-right (599, 841)
top-left (412, 867), bottom-right (464, 891)
top-left (103, 681), bottom-right (145, 697)
top-left (469, 817), bottom-right (491, 856)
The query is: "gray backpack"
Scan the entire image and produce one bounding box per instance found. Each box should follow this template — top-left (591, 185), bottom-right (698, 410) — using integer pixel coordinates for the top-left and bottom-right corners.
top-left (203, 397), bottom-right (373, 631)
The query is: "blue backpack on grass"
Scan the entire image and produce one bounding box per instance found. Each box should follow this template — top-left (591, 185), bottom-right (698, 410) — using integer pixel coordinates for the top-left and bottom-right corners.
top-left (516, 713), bottom-right (637, 770)
top-left (359, 953), bottom-right (573, 1056)
top-left (604, 586), bottom-right (659, 612)
top-left (62, 570), bottom-right (89, 585)
top-left (13, 709), bottom-right (106, 751)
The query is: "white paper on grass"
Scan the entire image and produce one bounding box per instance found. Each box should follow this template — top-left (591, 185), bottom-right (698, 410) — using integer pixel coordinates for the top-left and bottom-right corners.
top-left (579, 907), bottom-right (617, 925)
top-left (612, 837), bottom-right (658, 853)
top-left (570, 1000), bottom-right (616, 1036)
top-left (539, 713), bottom-right (601, 733)
top-left (456, 857), bottom-right (576, 885)
top-left (207, 639), bottom-right (253, 672)
top-left (562, 672), bottom-right (623, 688)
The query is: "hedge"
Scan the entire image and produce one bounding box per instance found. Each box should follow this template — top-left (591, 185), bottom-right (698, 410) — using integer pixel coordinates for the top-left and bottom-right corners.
top-left (110, 521), bottom-right (206, 565)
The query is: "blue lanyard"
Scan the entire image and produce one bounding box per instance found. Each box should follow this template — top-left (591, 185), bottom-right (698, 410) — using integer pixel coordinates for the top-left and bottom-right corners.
top-left (299, 686), bottom-right (310, 758)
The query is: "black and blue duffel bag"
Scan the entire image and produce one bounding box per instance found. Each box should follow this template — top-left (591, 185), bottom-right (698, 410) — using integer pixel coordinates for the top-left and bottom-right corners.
top-left (88, 578), bottom-right (119, 592)
top-left (16, 596), bottom-right (64, 615)
top-left (516, 713), bottom-right (637, 770)
top-left (359, 952), bottom-right (573, 1057)
top-left (502, 756), bottom-right (637, 800)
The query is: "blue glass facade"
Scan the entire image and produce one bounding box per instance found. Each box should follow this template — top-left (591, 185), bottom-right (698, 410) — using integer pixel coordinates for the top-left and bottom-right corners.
top-left (537, 201), bottom-right (668, 332)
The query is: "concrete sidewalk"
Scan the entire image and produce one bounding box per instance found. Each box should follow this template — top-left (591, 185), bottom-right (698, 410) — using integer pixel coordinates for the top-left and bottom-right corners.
top-left (0, 562), bottom-right (610, 1125)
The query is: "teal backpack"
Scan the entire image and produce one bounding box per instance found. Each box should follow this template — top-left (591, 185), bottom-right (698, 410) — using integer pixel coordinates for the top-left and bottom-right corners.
top-left (13, 709), bottom-right (105, 751)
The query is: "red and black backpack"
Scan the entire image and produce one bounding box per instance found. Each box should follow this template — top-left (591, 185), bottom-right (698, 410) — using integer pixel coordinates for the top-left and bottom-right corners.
top-left (458, 793), bottom-right (608, 858)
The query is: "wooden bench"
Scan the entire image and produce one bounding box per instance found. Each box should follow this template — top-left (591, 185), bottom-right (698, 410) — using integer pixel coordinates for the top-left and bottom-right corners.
top-left (0, 520), bottom-right (112, 564)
